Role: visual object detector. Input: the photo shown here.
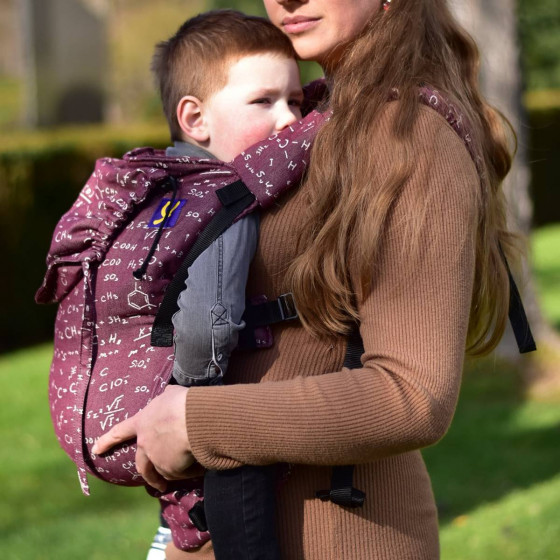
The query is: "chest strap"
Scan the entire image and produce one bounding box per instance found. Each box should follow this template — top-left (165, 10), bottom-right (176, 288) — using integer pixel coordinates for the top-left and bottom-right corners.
top-left (242, 293), bottom-right (298, 327)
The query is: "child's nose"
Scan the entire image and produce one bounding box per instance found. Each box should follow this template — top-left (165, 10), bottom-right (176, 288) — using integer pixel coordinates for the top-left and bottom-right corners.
top-left (275, 106), bottom-right (299, 131)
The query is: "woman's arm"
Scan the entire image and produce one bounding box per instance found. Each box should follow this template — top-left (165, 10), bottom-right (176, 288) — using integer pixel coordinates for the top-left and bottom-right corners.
top-left (185, 105), bottom-right (480, 470)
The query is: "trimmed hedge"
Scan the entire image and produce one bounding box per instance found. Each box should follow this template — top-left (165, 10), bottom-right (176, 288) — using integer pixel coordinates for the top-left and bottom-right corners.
top-left (1, 103), bottom-right (559, 353)
top-left (528, 103), bottom-right (560, 227)
top-left (0, 123), bottom-right (169, 352)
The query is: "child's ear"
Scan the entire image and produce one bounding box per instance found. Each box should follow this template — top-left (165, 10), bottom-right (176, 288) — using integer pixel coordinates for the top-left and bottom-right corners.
top-left (177, 96), bottom-right (209, 142)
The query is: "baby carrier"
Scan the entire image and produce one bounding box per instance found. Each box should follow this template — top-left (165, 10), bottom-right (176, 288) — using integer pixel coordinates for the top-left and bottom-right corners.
top-left (35, 109), bottom-right (326, 498)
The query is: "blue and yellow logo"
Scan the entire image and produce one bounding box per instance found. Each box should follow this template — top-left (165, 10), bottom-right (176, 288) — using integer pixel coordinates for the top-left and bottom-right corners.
top-left (148, 198), bottom-right (187, 228)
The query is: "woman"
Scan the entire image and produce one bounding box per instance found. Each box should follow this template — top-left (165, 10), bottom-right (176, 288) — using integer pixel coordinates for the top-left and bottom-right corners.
top-left (95, 0), bottom-right (518, 557)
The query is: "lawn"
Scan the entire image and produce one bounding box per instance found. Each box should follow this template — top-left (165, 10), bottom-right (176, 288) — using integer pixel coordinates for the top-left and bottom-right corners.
top-left (532, 223), bottom-right (560, 330)
top-left (0, 344), bottom-right (158, 560)
top-left (424, 360), bottom-right (560, 559)
top-left (1, 225), bottom-right (559, 559)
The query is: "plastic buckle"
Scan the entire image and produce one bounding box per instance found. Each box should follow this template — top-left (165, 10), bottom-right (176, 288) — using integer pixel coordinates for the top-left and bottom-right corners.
top-left (188, 501), bottom-right (208, 532)
top-left (277, 293), bottom-right (298, 321)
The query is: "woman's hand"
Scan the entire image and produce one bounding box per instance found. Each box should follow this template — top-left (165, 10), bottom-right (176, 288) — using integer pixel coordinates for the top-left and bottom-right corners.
top-left (92, 385), bottom-right (195, 492)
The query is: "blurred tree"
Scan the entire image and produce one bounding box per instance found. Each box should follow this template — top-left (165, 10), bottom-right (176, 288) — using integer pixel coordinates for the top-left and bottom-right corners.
top-left (452, 1), bottom-right (560, 392)
top-left (107, 0), bottom-right (321, 123)
top-left (108, 0), bottom-right (206, 123)
top-left (518, 0), bottom-right (560, 90)
top-left (207, 0), bottom-right (266, 16)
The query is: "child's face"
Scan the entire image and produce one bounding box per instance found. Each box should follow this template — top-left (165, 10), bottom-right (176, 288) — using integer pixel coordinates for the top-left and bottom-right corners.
top-left (203, 53), bottom-right (304, 161)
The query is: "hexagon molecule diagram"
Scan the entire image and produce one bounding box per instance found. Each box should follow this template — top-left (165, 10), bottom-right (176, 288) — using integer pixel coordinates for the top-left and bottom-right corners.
top-left (128, 283), bottom-right (156, 310)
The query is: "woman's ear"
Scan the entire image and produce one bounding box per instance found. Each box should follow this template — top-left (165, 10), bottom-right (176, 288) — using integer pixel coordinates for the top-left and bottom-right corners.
top-left (177, 96), bottom-right (209, 142)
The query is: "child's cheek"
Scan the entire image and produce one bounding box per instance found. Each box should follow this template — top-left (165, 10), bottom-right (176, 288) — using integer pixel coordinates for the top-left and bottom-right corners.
top-left (241, 122), bottom-right (274, 150)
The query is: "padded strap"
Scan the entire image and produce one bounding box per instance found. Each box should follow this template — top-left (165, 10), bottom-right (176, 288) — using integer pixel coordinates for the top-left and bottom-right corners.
top-left (151, 180), bottom-right (255, 347)
top-left (417, 86), bottom-right (536, 354)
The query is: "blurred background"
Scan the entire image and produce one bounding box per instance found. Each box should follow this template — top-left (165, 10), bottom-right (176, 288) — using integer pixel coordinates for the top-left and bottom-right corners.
top-left (0, 0), bottom-right (559, 558)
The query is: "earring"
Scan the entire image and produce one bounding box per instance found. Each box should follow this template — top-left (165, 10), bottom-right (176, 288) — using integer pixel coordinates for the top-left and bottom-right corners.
top-left (383, 0), bottom-right (391, 11)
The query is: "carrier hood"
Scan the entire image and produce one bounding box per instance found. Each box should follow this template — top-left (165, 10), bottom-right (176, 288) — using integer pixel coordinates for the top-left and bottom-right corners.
top-left (35, 148), bottom-right (235, 304)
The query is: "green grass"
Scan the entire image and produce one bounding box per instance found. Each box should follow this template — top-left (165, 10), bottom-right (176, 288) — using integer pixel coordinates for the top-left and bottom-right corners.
top-left (3, 347), bottom-right (559, 559)
top-left (439, 474), bottom-right (560, 559)
top-left (426, 223), bottom-right (560, 557)
top-left (532, 223), bottom-right (560, 329)
top-left (1, 224), bottom-right (559, 559)
top-left (424, 359), bottom-right (560, 559)
top-left (0, 345), bottom-right (157, 560)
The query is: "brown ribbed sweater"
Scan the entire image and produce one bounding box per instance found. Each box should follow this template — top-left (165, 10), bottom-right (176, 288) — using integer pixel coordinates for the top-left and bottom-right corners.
top-left (183, 102), bottom-right (479, 559)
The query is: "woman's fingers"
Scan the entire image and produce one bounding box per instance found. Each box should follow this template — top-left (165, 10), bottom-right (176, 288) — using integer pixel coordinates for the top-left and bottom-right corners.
top-left (136, 448), bottom-right (168, 492)
top-left (92, 416), bottom-right (137, 455)
top-left (91, 385), bottom-right (194, 487)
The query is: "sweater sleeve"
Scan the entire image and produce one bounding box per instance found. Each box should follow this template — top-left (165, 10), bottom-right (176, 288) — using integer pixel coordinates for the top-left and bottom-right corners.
top-left (185, 106), bottom-right (480, 470)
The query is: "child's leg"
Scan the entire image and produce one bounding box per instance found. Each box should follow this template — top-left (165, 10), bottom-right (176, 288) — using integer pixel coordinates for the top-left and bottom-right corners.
top-left (204, 465), bottom-right (281, 560)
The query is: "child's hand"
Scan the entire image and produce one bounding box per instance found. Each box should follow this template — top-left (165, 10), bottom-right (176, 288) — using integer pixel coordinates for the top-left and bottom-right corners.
top-left (93, 385), bottom-right (194, 492)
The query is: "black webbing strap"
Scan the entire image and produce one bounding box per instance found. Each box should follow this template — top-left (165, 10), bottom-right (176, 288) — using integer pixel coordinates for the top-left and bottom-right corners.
top-left (316, 323), bottom-right (366, 508)
top-left (151, 180), bottom-right (255, 347)
top-left (237, 293), bottom-right (298, 349)
top-left (499, 246), bottom-right (537, 354)
top-left (316, 464), bottom-right (366, 508)
top-left (242, 293), bottom-right (298, 328)
top-left (342, 323), bottom-right (365, 370)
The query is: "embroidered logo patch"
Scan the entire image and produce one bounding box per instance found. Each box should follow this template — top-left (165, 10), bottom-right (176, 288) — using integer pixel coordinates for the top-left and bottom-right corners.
top-left (148, 199), bottom-right (187, 228)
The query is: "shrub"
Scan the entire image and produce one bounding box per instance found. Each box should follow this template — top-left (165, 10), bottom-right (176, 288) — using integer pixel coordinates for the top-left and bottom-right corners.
top-left (0, 124), bottom-right (168, 352)
top-left (526, 96), bottom-right (560, 227)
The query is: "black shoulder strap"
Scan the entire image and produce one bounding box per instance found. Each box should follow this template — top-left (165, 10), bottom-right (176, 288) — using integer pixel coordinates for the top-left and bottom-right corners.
top-left (151, 180), bottom-right (255, 347)
top-left (507, 269), bottom-right (537, 354)
top-left (316, 323), bottom-right (366, 508)
top-left (499, 244), bottom-right (537, 354)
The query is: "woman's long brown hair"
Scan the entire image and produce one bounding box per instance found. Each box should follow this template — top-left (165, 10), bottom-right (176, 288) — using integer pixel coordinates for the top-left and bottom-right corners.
top-left (288, 0), bottom-right (518, 356)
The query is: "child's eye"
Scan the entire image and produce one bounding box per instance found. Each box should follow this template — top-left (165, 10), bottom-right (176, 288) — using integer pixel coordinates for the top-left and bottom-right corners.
top-left (251, 98), bottom-right (271, 105)
top-left (289, 99), bottom-right (303, 107)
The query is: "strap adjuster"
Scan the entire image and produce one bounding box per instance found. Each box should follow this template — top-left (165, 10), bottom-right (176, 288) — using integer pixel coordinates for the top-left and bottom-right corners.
top-left (188, 500), bottom-right (208, 532)
top-left (316, 487), bottom-right (366, 508)
top-left (277, 293), bottom-right (298, 321)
